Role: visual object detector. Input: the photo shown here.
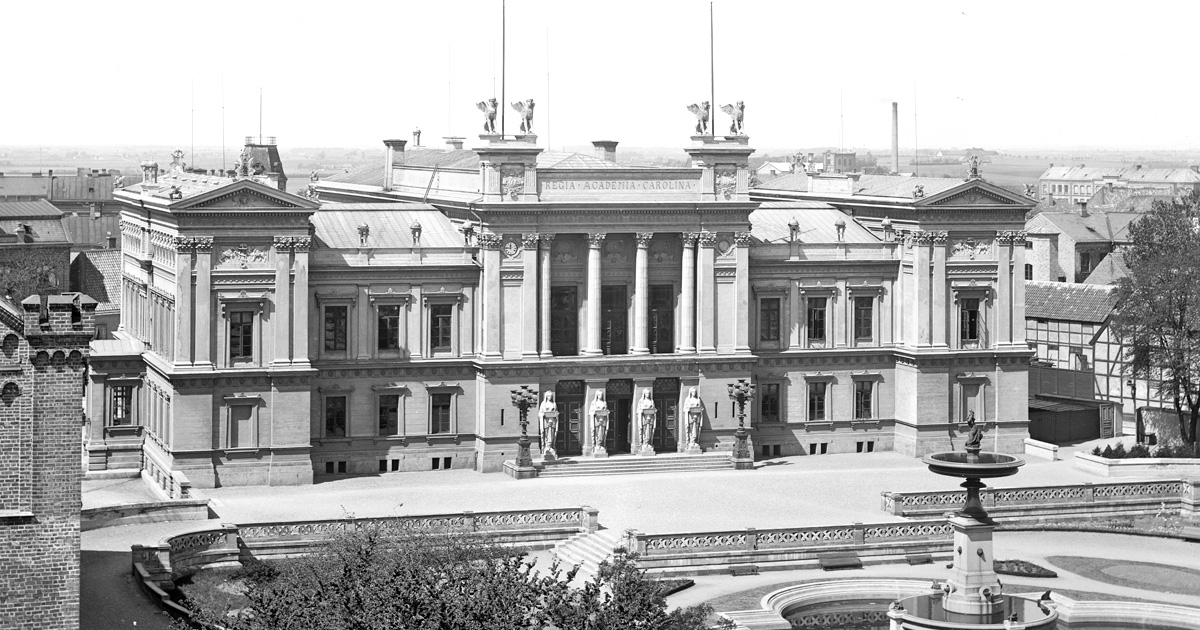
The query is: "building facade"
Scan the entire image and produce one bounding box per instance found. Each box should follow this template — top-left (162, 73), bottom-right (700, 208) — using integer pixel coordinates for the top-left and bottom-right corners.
top-left (87, 132), bottom-right (1036, 488)
top-left (1039, 165), bottom-right (1200, 206)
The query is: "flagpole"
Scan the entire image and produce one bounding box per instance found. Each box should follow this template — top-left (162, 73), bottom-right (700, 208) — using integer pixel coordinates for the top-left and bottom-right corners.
top-left (501, 0), bottom-right (506, 137)
top-left (709, 2), bottom-right (715, 135)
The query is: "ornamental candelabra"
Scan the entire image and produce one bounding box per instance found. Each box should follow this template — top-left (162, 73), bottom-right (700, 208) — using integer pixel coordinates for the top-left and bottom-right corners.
top-left (511, 385), bottom-right (539, 468)
top-left (727, 379), bottom-right (755, 461)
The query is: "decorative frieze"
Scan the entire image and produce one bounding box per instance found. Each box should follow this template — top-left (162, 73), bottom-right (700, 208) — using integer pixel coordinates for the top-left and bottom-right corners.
top-left (697, 231), bottom-right (717, 248)
top-left (714, 166), bottom-right (737, 200)
top-left (951, 237), bottom-right (990, 260)
top-left (734, 232), bottom-right (752, 248)
top-left (477, 233), bottom-right (502, 250)
top-left (521, 233), bottom-right (540, 250)
top-left (219, 243), bottom-right (269, 269)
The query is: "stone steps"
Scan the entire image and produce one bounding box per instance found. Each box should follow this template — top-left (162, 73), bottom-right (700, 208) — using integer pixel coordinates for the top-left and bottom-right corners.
top-left (551, 528), bottom-right (624, 584)
top-left (535, 453), bottom-right (735, 478)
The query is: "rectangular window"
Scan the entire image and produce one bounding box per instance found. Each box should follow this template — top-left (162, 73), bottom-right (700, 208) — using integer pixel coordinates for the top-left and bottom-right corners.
top-left (230, 311), bottom-right (253, 361)
top-left (430, 393), bottom-right (452, 434)
top-left (324, 306), bottom-right (347, 351)
top-left (378, 305), bottom-right (400, 351)
top-left (807, 382), bottom-right (827, 421)
top-left (853, 297), bottom-right (873, 341)
top-left (324, 396), bottom-right (346, 437)
top-left (378, 394), bottom-right (400, 436)
top-left (961, 298), bottom-right (980, 343)
top-left (1080, 252), bottom-right (1092, 273)
top-left (760, 383), bottom-right (780, 423)
top-left (1025, 264), bottom-right (1033, 281)
top-left (759, 298), bottom-right (781, 342)
top-left (807, 297), bottom-right (827, 341)
top-left (854, 380), bottom-right (873, 419)
top-left (430, 304), bottom-right (453, 352)
top-left (110, 386), bottom-right (133, 426)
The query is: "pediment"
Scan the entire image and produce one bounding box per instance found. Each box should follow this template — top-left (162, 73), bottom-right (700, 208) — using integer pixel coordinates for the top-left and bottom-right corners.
top-left (923, 181), bottom-right (1034, 208)
top-left (174, 179), bottom-right (319, 212)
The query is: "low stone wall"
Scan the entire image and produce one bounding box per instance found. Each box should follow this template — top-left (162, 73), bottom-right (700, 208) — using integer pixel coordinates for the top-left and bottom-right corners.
top-left (81, 499), bottom-right (211, 531)
top-left (1024, 438), bottom-right (1059, 461)
top-left (626, 521), bottom-right (954, 576)
top-left (132, 506), bottom-right (600, 590)
top-left (1074, 451), bottom-right (1200, 479)
top-left (881, 479), bottom-right (1198, 522)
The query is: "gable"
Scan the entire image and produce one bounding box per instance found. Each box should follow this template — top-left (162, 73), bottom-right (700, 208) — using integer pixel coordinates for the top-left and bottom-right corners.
top-left (173, 179), bottom-right (318, 212)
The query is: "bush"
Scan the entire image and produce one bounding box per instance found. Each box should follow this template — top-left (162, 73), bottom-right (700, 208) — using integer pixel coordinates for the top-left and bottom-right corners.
top-left (1128, 444), bottom-right (1152, 458)
top-left (993, 559), bottom-right (1058, 578)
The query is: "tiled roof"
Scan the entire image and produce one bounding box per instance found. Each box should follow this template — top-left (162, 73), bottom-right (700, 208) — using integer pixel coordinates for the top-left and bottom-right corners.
top-left (1083, 251), bottom-right (1130, 286)
top-left (0, 199), bottom-right (62, 218)
top-left (311, 203), bottom-right (462, 249)
top-left (1087, 186), bottom-right (1173, 213)
top-left (750, 201), bottom-right (877, 244)
top-left (1025, 281), bottom-right (1119, 323)
top-left (1027, 212), bottom-right (1140, 243)
top-left (70, 249), bottom-right (121, 314)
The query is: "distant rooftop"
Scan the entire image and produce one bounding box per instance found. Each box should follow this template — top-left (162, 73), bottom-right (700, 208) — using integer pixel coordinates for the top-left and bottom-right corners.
top-left (1041, 165), bottom-right (1200, 184)
top-left (322, 148), bottom-right (635, 189)
top-left (753, 172), bottom-right (964, 200)
top-left (1025, 281), bottom-right (1119, 323)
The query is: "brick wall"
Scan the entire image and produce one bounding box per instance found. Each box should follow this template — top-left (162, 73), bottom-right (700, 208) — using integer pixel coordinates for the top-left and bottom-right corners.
top-left (0, 294), bottom-right (95, 630)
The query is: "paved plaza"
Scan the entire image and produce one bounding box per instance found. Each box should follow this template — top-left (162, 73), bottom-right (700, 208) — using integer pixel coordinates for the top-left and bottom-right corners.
top-left (81, 445), bottom-right (1200, 629)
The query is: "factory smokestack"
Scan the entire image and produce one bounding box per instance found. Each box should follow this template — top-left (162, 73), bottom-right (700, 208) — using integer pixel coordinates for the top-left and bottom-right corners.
top-left (891, 102), bottom-right (900, 175)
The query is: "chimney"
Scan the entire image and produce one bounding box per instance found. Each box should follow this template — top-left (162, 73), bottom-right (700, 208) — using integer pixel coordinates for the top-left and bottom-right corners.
top-left (382, 139), bottom-right (407, 192)
top-left (77, 167), bottom-right (88, 177)
top-left (15, 224), bottom-right (30, 243)
top-left (1135, 164), bottom-right (1142, 171)
top-left (444, 136), bottom-right (465, 150)
top-left (48, 169), bottom-right (54, 177)
top-left (1080, 201), bottom-right (1088, 217)
top-left (891, 102), bottom-right (900, 175)
top-left (592, 140), bottom-right (619, 162)
top-left (106, 231), bottom-right (117, 249)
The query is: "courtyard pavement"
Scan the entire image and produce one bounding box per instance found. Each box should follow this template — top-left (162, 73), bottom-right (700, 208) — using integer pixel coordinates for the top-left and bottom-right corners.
top-left (80, 447), bottom-right (1197, 629)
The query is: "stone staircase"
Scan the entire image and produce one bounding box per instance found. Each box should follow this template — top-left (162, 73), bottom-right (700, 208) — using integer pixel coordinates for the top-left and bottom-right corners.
top-left (551, 528), bottom-right (625, 583)
top-left (536, 452), bottom-right (735, 478)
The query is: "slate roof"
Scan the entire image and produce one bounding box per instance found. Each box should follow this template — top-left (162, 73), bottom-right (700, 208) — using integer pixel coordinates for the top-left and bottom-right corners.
top-left (1083, 250), bottom-right (1130, 286)
top-left (0, 219), bottom-right (67, 242)
top-left (1025, 281), bottom-right (1119, 323)
top-left (753, 173), bottom-right (964, 199)
top-left (1027, 212), bottom-right (1140, 243)
top-left (323, 162), bottom-right (385, 186)
top-left (0, 199), bottom-right (62, 218)
top-left (0, 176), bottom-right (52, 198)
top-left (322, 149), bottom-right (630, 189)
top-left (120, 170), bottom-right (235, 200)
top-left (1040, 166), bottom-right (1200, 184)
top-left (750, 201), bottom-right (877, 244)
top-left (310, 203), bottom-right (462, 249)
top-left (70, 249), bottom-right (121, 314)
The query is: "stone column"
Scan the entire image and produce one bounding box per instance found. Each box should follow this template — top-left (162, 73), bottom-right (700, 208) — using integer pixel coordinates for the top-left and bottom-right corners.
top-left (583, 233), bottom-right (605, 356)
top-left (193, 237), bottom-right (213, 367)
top-left (1011, 232), bottom-right (1027, 345)
top-left (932, 231), bottom-right (949, 347)
top-left (539, 234), bottom-right (554, 358)
top-left (913, 231), bottom-right (932, 347)
top-left (272, 238), bottom-right (292, 365)
top-left (292, 237), bottom-right (311, 365)
top-left (631, 232), bottom-right (653, 355)
top-left (462, 285), bottom-right (476, 356)
top-left (734, 231), bottom-right (752, 354)
top-left (995, 232), bottom-right (1012, 346)
top-left (173, 239), bottom-right (194, 366)
top-left (697, 231), bottom-right (717, 354)
top-left (521, 233), bottom-right (540, 359)
top-left (788, 281), bottom-right (801, 350)
top-left (479, 234), bottom-right (502, 358)
top-left (679, 233), bottom-right (698, 353)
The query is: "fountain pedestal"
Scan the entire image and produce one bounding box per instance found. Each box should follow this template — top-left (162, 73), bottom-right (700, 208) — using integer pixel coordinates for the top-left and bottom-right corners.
top-left (943, 515), bottom-right (1005, 622)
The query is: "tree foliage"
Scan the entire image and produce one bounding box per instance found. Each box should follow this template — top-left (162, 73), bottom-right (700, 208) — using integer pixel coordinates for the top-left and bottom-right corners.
top-left (181, 522), bottom-right (731, 630)
top-left (1110, 190), bottom-right (1200, 455)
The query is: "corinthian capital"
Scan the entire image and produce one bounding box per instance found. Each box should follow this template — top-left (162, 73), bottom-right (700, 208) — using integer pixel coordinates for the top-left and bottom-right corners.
top-left (586, 233), bottom-right (607, 248)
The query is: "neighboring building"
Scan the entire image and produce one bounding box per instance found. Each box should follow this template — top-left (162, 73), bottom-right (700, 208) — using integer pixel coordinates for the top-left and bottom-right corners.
top-left (0, 199), bottom-right (71, 302)
top-left (0, 168), bottom-right (129, 251)
top-left (1038, 165), bottom-right (1200, 206)
top-left (1082, 249), bottom-right (1129, 286)
top-left (0, 293), bottom-right (97, 630)
top-left (70, 248), bottom-right (122, 339)
top-left (1025, 210), bottom-right (1139, 283)
top-left (754, 161), bottom-right (793, 178)
top-left (822, 151), bottom-right (856, 174)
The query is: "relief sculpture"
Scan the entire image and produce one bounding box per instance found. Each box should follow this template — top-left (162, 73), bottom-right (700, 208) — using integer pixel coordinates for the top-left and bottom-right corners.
top-left (219, 243), bottom-right (269, 268)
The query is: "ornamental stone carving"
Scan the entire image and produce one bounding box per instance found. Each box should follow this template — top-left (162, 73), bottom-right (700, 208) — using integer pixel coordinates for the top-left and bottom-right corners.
top-left (552, 239), bottom-right (578, 263)
top-left (291, 236), bottom-right (311, 252)
top-left (697, 231), bottom-right (718, 248)
top-left (219, 243), bottom-right (269, 268)
top-left (681, 232), bottom-right (700, 246)
top-left (931, 231), bottom-right (948, 246)
top-left (521, 233), bottom-right (540, 250)
top-left (477, 233), bottom-right (502, 250)
top-left (714, 166), bottom-right (737, 200)
top-left (500, 164), bottom-right (524, 201)
top-left (650, 240), bottom-right (676, 263)
top-left (734, 232), bottom-right (752, 248)
top-left (997, 230), bottom-right (1027, 245)
top-left (635, 232), bottom-right (654, 248)
top-left (540, 233), bottom-right (556, 247)
top-left (910, 230), bottom-right (932, 246)
top-left (604, 237), bottom-right (628, 263)
top-left (951, 237), bottom-right (990, 260)
top-left (586, 233), bottom-right (607, 248)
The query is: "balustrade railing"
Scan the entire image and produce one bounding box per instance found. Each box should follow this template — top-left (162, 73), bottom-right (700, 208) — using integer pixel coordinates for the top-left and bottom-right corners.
top-left (881, 480), bottom-right (1194, 518)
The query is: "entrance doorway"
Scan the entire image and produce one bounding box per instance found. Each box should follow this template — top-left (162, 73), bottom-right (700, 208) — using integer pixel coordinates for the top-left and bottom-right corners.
top-left (652, 377), bottom-right (680, 452)
top-left (601, 285), bottom-right (628, 355)
top-left (648, 285), bottom-right (675, 354)
top-left (605, 380), bottom-right (633, 454)
top-left (554, 380), bottom-right (585, 456)
top-left (550, 286), bottom-right (578, 356)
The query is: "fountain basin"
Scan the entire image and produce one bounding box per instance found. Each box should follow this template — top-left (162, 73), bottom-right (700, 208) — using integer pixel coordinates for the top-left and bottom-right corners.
top-left (922, 451), bottom-right (1025, 479)
top-left (892, 593), bottom-right (1057, 629)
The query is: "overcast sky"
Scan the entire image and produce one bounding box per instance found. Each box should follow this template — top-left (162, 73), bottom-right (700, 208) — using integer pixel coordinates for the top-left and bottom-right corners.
top-left (3, 0), bottom-right (1197, 152)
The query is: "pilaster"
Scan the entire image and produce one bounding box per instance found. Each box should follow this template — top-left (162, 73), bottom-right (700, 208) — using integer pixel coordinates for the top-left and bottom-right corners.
top-left (932, 231), bottom-right (948, 347)
top-left (1011, 231), bottom-right (1027, 345)
top-left (479, 234), bottom-right (502, 359)
top-left (521, 233), bottom-right (540, 358)
top-left (733, 231), bottom-right (751, 354)
top-left (697, 231), bottom-right (717, 354)
top-left (539, 234), bottom-right (554, 358)
top-left (995, 232), bottom-right (1012, 346)
top-left (272, 237), bottom-right (292, 366)
top-left (173, 238), bottom-right (194, 366)
top-left (292, 237), bottom-right (311, 366)
top-left (193, 237), bottom-right (213, 368)
top-left (679, 232), bottom-right (698, 353)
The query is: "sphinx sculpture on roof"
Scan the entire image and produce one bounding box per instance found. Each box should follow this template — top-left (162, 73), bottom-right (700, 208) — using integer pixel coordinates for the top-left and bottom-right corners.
top-left (511, 99), bottom-right (535, 134)
top-left (720, 101), bottom-right (745, 135)
top-left (476, 98), bottom-right (498, 134)
top-left (686, 101), bottom-right (710, 135)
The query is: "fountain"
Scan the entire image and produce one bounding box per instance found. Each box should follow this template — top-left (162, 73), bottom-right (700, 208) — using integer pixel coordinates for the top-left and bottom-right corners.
top-left (886, 421), bottom-right (1056, 629)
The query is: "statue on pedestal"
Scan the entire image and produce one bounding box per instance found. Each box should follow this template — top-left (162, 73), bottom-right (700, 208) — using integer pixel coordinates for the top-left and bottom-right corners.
top-left (720, 101), bottom-right (745, 135)
top-left (476, 98), bottom-right (498, 134)
top-left (511, 99), bottom-right (536, 134)
top-left (963, 411), bottom-right (983, 449)
top-left (686, 102), bottom-right (711, 135)
top-left (590, 391), bottom-right (609, 453)
top-left (636, 389), bottom-right (657, 451)
top-left (539, 392), bottom-right (559, 460)
top-left (684, 387), bottom-right (703, 449)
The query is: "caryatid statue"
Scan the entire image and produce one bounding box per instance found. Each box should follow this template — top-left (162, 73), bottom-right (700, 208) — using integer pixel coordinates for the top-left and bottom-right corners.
top-left (590, 391), bottom-right (609, 454)
top-left (684, 387), bottom-right (703, 449)
top-left (539, 392), bottom-right (559, 460)
top-left (636, 389), bottom-right (657, 451)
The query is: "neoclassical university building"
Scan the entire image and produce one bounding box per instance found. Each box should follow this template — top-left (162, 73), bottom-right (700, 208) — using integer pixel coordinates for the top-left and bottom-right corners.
top-left (86, 132), bottom-right (1035, 490)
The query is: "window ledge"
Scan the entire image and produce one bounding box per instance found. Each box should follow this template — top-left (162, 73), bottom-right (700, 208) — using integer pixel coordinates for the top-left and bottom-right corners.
top-left (850, 419), bottom-right (882, 429)
top-left (803, 421), bottom-right (834, 432)
top-left (221, 448), bottom-right (261, 457)
top-left (426, 434), bottom-right (462, 446)
top-left (0, 510), bottom-right (34, 522)
top-left (315, 437), bottom-right (352, 445)
top-left (373, 436), bottom-right (409, 446)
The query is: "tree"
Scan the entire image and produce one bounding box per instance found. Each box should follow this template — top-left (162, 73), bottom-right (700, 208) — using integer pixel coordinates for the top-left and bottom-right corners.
top-left (181, 522), bottom-right (730, 630)
top-left (1110, 190), bottom-right (1200, 456)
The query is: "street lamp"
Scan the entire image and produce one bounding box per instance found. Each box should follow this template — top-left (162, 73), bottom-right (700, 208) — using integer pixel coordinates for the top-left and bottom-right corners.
top-left (727, 379), bottom-right (755, 465)
top-left (511, 385), bottom-right (539, 468)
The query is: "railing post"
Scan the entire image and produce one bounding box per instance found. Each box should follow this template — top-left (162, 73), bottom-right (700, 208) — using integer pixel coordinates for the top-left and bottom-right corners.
top-left (1083, 482), bottom-right (1095, 504)
top-left (853, 522), bottom-right (865, 546)
top-left (581, 506), bottom-right (599, 533)
top-left (983, 486), bottom-right (995, 509)
top-left (463, 511), bottom-right (476, 532)
top-left (1183, 479), bottom-right (1200, 515)
top-left (626, 529), bottom-right (647, 555)
top-left (745, 528), bottom-right (757, 551)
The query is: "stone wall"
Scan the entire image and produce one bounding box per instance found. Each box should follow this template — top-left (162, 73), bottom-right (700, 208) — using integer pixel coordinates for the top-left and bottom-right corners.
top-left (0, 294), bottom-right (95, 630)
